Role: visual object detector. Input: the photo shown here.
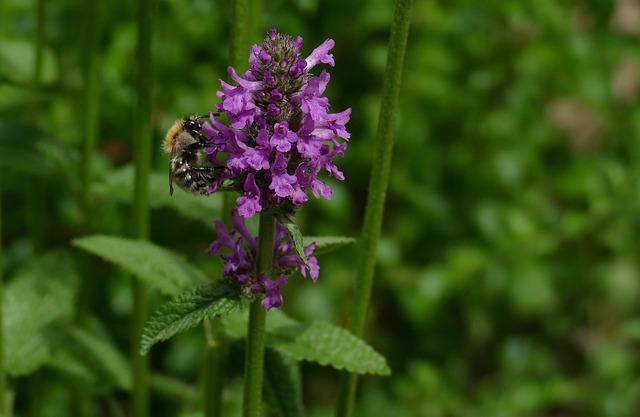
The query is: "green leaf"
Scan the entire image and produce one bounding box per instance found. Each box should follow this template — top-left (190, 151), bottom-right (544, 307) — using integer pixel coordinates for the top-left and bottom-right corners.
top-left (263, 347), bottom-right (303, 417)
top-left (48, 325), bottom-right (131, 392)
top-left (72, 235), bottom-right (208, 296)
top-left (0, 39), bottom-right (57, 83)
top-left (302, 236), bottom-right (356, 255)
top-left (3, 251), bottom-right (79, 376)
top-left (0, 85), bottom-right (41, 112)
top-left (222, 310), bottom-right (390, 375)
top-left (140, 281), bottom-right (245, 355)
top-left (273, 212), bottom-right (309, 267)
top-left (272, 321), bottom-right (391, 375)
top-left (90, 164), bottom-right (221, 227)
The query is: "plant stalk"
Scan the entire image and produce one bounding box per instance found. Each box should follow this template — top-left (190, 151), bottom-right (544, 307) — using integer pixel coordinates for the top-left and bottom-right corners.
top-left (230, 0), bottom-right (250, 71)
top-left (335, 0), bottom-right (413, 416)
top-left (0, 172), bottom-right (6, 415)
top-left (79, 0), bottom-right (101, 227)
top-left (27, 0), bottom-right (47, 254)
top-left (202, 318), bottom-right (229, 417)
top-left (242, 214), bottom-right (274, 417)
top-left (131, 0), bottom-right (154, 415)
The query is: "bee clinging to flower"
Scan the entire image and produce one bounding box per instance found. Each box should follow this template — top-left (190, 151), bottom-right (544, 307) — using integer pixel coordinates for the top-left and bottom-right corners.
top-left (163, 115), bottom-right (220, 195)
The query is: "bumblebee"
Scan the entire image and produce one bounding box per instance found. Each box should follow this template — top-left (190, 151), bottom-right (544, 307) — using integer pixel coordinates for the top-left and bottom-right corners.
top-left (163, 115), bottom-right (218, 195)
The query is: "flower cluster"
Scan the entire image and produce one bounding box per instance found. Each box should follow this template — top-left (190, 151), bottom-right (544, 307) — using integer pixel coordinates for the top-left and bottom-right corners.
top-left (202, 29), bottom-right (351, 218)
top-left (207, 210), bottom-right (319, 310)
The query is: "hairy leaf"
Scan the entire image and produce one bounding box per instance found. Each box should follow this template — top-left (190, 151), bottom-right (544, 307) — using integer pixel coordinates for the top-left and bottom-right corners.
top-left (273, 212), bottom-right (309, 267)
top-left (72, 235), bottom-right (208, 296)
top-left (272, 321), bottom-right (391, 375)
top-left (302, 235), bottom-right (356, 255)
top-left (90, 165), bottom-right (221, 227)
top-left (3, 251), bottom-right (79, 376)
top-left (140, 281), bottom-right (244, 354)
top-left (223, 310), bottom-right (390, 375)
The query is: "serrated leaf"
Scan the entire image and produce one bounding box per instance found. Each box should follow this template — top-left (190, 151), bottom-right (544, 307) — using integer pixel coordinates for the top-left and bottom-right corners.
top-left (3, 251), bottom-right (79, 376)
top-left (90, 165), bottom-right (221, 227)
top-left (273, 212), bottom-right (308, 267)
top-left (48, 325), bottom-right (131, 392)
top-left (140, 282), bottom-right (245, 354)
top-left (263, 347), bottom-right (303, 417)
top-left (272, 321), bottom-right (390, 375)
top-left (302, 236), bottom-right (356, 255)
top-left (72, 235), bottom-right (208, 296)
top-left (222, 310), bottom-right (390, 375)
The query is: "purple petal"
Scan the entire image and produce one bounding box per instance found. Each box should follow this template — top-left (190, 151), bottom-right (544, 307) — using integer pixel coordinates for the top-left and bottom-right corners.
top-left (305, 38), bottom-right (335, 70)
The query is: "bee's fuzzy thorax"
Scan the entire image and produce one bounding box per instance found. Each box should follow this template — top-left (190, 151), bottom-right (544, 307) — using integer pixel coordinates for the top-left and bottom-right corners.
top-left (163, 119), bottom-right (186, 153)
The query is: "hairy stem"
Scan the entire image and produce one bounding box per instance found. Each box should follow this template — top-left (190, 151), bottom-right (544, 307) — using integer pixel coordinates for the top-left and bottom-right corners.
top-left (0, 172), bottom-right (5, 415)
top-left (242, 214), bottom-right (274, 417)
top-left (202, 318), bottom-right (229, 417)
top-left (335, 0), bottom-right (413, 416)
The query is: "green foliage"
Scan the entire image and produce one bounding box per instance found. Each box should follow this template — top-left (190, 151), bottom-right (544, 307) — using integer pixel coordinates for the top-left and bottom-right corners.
top-left (0, 121), bottom-right (76, 178)
top-left (0, 39), bottom-right (57, 84)
top-left (72, 235), bottom-right (208, 296)
top-left (271, 321), bottom-right (390, 376)
top-left (91, 164), bottom-right (222, 227)
top-left (48, 325), bottom-right (131, 392)
top-left (223, 310), bottom-right (390, 375)
top-left (262, 347), bottom-right (303, 417)
top-left (273, 212), bottom-right (309, 267)
top-left (3, 0), bottom-right (640, 416)
top-left (139, 281), bottom-right (244, 354)
top-left (3, 251), bottom-right (78, 376)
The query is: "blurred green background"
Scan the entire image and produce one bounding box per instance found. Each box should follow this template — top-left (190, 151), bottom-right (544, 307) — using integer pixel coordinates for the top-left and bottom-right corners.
top-left (2, 0), bottom-right (640, 416)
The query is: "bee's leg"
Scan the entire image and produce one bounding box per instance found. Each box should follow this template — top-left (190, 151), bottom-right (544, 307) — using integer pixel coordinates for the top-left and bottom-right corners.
top-left (191, 166), bottom-right (220, 173)
top-left (192, 166), bottom-right (224, 182)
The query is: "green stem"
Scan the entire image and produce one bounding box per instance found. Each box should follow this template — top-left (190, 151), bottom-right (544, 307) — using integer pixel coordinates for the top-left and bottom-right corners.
top-left (248, 0), bottom-right (262, 43)
top-left (33, 0), bottom-right (45, 101)
top-left (335, 0), bottom-right (413, 416)
top-left (230, 0), bottom-right (250, 71)
top-left (0, 172), bottom-right (6, 415)
top-left (202, 318), bottom-right (229, 417)
top-left (131, 0), bottom-right (154, 415)
top-left (242, 214), bottom-right (274, 417)
top-left (27, 0), bottom-right (47, 254)
top-left (79, 0), bottom-right (101, 227)
top-left (75, 0), bottom-right (102, 332)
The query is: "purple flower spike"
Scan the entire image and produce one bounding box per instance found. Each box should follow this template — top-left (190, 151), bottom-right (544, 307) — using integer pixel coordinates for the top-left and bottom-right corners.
top-left (202, 29), bottom-right (350, 218)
